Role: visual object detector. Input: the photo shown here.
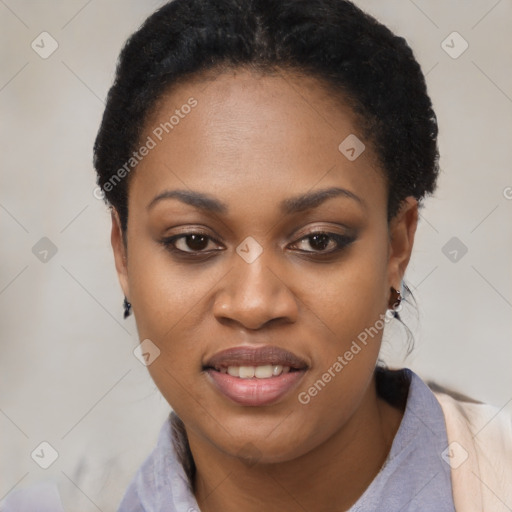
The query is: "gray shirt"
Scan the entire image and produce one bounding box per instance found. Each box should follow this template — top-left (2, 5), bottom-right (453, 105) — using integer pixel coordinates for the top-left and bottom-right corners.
top-left (117, 368), bottom-right (456, 511)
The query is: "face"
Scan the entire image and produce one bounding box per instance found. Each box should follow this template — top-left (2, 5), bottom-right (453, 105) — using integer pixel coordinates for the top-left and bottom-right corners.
top-left (111, 68), bottom-right (417, 464)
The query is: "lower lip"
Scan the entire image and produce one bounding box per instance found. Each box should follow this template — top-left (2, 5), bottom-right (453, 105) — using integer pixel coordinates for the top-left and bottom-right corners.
top-left (205, 369), bottom-right (307, 406)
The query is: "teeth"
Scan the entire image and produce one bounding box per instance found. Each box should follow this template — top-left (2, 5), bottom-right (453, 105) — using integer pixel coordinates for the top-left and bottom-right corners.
top-left (227, 366), bottom-right (239, 377)
top-left (225, 364), bottom-right (291, 378)
top-left (239, 366), bottom-right (255, 379)
top-left (255, 365), bottom-right (273, 378)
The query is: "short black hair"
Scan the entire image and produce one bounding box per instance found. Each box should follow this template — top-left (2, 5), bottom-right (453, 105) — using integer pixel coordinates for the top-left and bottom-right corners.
top-left (93, 0), bottom-right (439, 234)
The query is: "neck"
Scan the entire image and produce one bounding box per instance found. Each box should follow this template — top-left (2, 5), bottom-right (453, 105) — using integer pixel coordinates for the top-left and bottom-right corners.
top-left (188, 373), bottom-right (405, 512)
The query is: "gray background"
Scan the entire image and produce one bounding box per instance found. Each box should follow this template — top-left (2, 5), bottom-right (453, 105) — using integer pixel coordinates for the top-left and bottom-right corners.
top-left (1, 1), bottom-right (511, 510)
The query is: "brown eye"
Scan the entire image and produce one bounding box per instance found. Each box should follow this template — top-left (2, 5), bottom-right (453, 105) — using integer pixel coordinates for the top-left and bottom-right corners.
top-left (161, 233), bottom-right (223, 254)
top-left (306, 233), bottom-right (331, 251)
top-left (291, 232), bottom-right (355, 254)
top-left (178, 234), bottom-right (210, 252)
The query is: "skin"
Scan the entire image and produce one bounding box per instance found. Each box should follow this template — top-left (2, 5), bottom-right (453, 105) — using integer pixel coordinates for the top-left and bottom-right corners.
top-left (111, 67), bottom-right (418, 511)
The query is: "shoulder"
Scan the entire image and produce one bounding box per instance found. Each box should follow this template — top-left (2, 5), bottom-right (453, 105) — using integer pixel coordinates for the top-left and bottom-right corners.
top-left (431, 385), bottom-right (512, 444)
top-left (431, 385), bottom-right (512, 512)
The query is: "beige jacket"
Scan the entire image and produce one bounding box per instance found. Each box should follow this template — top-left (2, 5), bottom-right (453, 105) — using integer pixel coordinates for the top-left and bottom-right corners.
top-left (434, 390), bottom-right (512, 511)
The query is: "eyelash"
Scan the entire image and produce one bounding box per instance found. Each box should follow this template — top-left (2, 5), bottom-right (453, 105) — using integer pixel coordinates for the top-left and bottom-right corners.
top-left (159, 230), bottom-right (355, 258)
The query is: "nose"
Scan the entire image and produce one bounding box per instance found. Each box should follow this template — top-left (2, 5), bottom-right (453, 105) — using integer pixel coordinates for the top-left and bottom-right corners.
top-left (212, 250), bottom-right (299, 330)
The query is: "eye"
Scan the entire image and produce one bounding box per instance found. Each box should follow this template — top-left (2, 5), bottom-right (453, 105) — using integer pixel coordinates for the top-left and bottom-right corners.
top-left (160, 230), bottom-right (355, 258)
top-left (289, 231), bottom-right (355, 254)
top-left (160, 232), bottom-right (223, 254)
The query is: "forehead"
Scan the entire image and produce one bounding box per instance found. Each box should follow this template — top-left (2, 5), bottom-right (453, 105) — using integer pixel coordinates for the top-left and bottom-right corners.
top-left (129, 68), bottom-right (386, 217)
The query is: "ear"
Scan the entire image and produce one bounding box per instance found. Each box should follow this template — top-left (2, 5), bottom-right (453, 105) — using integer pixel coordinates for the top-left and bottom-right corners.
top-left (111, 208), bottom-right (130, 300)
top-left (387, 196), bottom-right (418, 289)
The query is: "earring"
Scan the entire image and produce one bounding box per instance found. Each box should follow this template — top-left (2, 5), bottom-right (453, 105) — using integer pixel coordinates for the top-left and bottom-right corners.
top-left (388, 286), bottom-right (402, 310)
top-left (123, 297), bottom-right (132, 319)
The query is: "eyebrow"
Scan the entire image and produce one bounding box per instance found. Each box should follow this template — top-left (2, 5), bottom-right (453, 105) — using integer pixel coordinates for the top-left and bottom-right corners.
top-left (146, 186), bottom-right (366, 214)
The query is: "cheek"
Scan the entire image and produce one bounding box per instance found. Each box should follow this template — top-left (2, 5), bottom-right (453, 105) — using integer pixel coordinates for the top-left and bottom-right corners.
top-left (126, 234), bottom-right (219, 338)
top-left (298, 232), bottom-right (389, 349)
top-left (290, 232), bottom-right (390, 429)
top-left (125, 239), bottom-right (215, 396)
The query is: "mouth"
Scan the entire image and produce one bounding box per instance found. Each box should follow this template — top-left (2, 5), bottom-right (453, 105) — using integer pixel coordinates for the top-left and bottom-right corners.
top-left (207, 364), bottom-right (302, 378)
top-left (203, 345), bottom-right (309, 406)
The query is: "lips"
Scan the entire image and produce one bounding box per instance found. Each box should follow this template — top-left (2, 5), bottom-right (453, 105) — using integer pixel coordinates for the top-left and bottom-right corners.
top-left (203, 345), bottom-right (309, 406)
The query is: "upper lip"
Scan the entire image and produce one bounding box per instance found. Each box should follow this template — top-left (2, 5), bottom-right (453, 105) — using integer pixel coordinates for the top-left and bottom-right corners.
top-left (204, 345), bottom-right (309, 370)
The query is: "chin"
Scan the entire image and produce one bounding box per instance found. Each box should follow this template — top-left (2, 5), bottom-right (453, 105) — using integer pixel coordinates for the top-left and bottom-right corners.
top-left (212, 425), bottom-right (315, 465)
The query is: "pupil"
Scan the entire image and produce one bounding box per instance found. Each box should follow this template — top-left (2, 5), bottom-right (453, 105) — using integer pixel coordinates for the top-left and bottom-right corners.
top-left (187, 234), bottom-right (208, 251)
top-left (310, 233), bottom-right (330, 251)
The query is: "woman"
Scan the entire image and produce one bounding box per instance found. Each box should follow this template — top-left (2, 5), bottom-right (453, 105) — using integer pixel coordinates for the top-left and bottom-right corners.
top-left (3, 0), bottom-right (511, 511)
